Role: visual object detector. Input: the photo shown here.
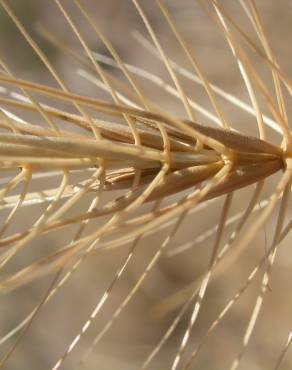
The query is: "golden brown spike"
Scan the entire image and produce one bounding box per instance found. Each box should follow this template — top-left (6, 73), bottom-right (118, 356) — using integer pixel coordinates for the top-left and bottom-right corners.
top-left (0, 2), bottom-right (291, 370)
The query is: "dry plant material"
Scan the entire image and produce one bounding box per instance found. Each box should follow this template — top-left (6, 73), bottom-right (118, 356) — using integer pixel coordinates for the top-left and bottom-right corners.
top-left (0, 1), bottom-right (291, 369)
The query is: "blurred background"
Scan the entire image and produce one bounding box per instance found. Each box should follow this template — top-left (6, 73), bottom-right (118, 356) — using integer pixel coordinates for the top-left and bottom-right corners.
top-left (0, 1), bottom-right (292, 369)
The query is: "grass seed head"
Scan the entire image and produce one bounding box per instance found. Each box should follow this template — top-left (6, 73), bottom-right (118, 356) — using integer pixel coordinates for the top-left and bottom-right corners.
top-left (0, 1), bottom-right (291, 370)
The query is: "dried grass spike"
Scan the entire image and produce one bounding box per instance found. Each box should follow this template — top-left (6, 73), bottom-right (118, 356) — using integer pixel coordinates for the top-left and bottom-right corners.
top-left (0, 2), bottom-right (291, 370)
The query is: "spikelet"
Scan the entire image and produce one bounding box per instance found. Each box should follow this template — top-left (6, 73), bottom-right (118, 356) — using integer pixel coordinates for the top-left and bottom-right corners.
top-left (0, 1), bottom-right (291, 369)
